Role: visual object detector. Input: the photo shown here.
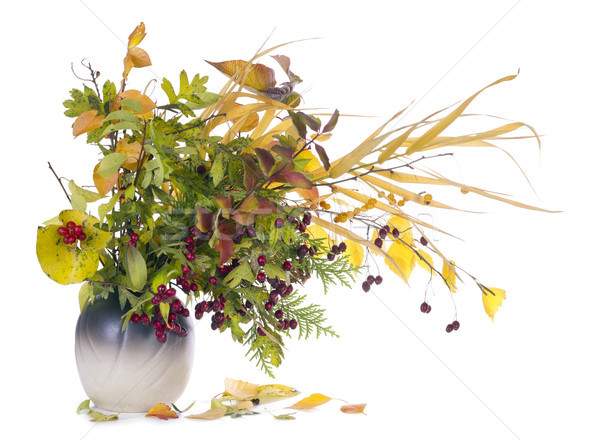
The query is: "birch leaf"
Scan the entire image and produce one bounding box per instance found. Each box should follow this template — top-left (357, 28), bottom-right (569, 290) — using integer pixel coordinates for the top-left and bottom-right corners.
top-left (442, 260), bottom-right (457, 293)
top-left (481, 286), bottom-right (506, 321)
top-left (342, 240), bottom-right (364, 271)
top-left (385, 241), bottom-right (415, 284)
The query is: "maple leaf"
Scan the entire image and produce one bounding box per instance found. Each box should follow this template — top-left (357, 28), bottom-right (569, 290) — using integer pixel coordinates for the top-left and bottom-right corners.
top-left (286, 393), bottom-right (331, 410)
top-left (340, 403), bottom-right (367, 414)
top-left (145, 403), bottom-right (179, 420)
top-left (72, 110), bottom-right (105, 137)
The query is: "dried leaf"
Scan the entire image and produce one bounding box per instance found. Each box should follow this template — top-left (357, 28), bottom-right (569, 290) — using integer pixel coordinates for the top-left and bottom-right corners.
top-left (481, 286), bottom-right (506, 321)
top-left (342, 239), bottom-right (364, 270)
top-left (286, 393), bottom-right (331, 410)
top-left (271, 412), bottom-right (296, 420)
top-left (145, 403), bottom-right (179, 420)
top-left (128, 47), bottom-right (152, 68)
top-left (186, 408), bottom-right (227, 420)
top-left (224, 378), bottom-right (259, 400)
top-left (172, 401), bottom-right (196, 413)
top-left (442, 260), bottom-right (457, 292)
top-left (206, 60), bottom-right (276, 91)
top-left (272, 171), bottom-right (313, 189)
top-left (127, 22), bottom-right (146, 48)
top-left (73, 110), bottom-right (105, 137)
top-left (232, 400), bottom-right (255, 411)
top-left (340, 403), bottom-right (367, 414)
top-left (112, 90), bottom-right (156, 119)
top-left (254, 384), bottom-right (300, 405)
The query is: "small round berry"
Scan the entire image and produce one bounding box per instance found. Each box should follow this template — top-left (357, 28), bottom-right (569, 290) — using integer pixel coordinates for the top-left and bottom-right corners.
top-left (392, 228), bottom-right (400, 238)
top-left (420, 237), bottom-right (428, 246)
top-left (210, 322), bottom-right (218, 330)
top-left (265, 301), bottom-right (274, 311)
top-left (290, 319), bottom-right (298, 330)
top-left (446, 324), bottom-right (453, 333)
top-left (327, 253), bottom-right (335, 261)
top-left (426, 305), bottom-right (432, 314)
top-left (184, 236), bottom-right (194, 245)
top-left (186, 252), bottom-right (196, 261)
top-left (274, 218), bottom-right (284, 228)
top-left (166, 288), bottom-right (176, 298)
top-left (196, 164), bottom-right (207, 174)
top-left (379, 228), bottom-right (388, 239)
top-left (283, 260), bottom-right (293, 271)
top-left (179, 327), bottom-right (188, 337)
top-left (383, 224), bottom-right (391, 232)
top-left (182, 280), bottom-right (191, 291)
top-left (244, 300), bottom-right (253, 310)
top-left (181, 309), bottom-right (190, 318)
top-left (182, 265), bottom-right (191, 275)
top-left (283, 319), bottom-right (290, 330)
top-left (199, 301), bottom-right (209, 313)
top-left (246, 225), bottom-right (256, 237)
top-left (285, 284), bottom-right (294, 296)
top-left (141, 314), bottom-right (150, 326)
top-left (374, 237), bottom-right (383, 248)
top-left (130, 232), bottom-right (139, 242)
top-left (256, 272), bottom-right (267, 283)
top-left (58, 227), bottom-right (69, 236)
top-left (270, 291), bottom-right (279, 304)
top-left (131, 313), bottom-right (140, 323)
top-left (257, 255), bottom-right (267, 266)
top-left (297, 222), bottom-right (306, 233)
top-left (168, 312), bottom-right (177, 322)
top-left (77, 233), bottom-right (87, 241)
top-left (338, 242), bottom-right (347, 253)
top-left (297, 244), bottom-right (309, 258)
top-left (209, 276), bottom-right (218, 285)
top-left (452, 320), bottom-right (460, 330)
top-left (275, 309), bottom-right (284, 320)
top-left (375, 275), bottom-right (383, 285)
top-left (190, 283), bottom-right (198, 292)
top-left (63, 235), bottom-right (76, 245)
top-left (362, 281), bottom-right (371, 292)
top-left (186, 244), bottom-right (195, 252)
top-left (66, 221), bottom-right (76, 229)
top-left (151, 294), bottom-right (162, 305)
top-left (302, 213), bottom-right (312, 225)
top-left (420, 302), bottom-right (429, 313)
top-left (157, 284), bottom-right (167, 294)
top-left (195, 310), bottom-right (204, 320)
top-left (367, 275), bottom-right (375, 285)
top-left (331, 244), bottom-right (340, 255)
top-left (219, 266), bottom-right (229, 275)
top-left (277, 320), bottom-right (285, 330)
top-left (257, 327), bottom-right (265, 336)
top-left (172, 300), bottom-right (183, 312)
top-left (71, 225), bottom-right (83, 236)
top-left (152, 320), bottom-right (162, 330)
top-left (128, 239), bottom-right (137, 247)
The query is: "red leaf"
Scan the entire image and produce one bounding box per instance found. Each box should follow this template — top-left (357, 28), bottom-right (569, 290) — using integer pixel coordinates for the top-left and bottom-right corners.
top-left (272, 172), bottom-right (313, 189)
top-left (271, 145), bottom-right (295, 161)
top-left (241, 154), bottom-right (263, 191)
top-left (255, 148), bottom-right (275, 175)
top-left (314, 144), bottom-right (331, 170)
top-left (196, 206), bottom-right (214, 233)
top-left (215, 196), bottom-right (233, 216)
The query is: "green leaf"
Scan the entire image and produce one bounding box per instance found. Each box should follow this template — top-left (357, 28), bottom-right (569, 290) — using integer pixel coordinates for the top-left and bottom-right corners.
top-left (264, 262), bottom-right (286, 280)
top-left (100, 121), bottom-right (141, 138)
top-left (104, 109), bottom-right (140, 123)
top-left (69, 180), bottom-right (104, 204)
top-left (126, 244), bottom-right (147, 290)
top-left (102, 80), bottom-right (117, 104)
top-left (161, 78), bottom-right (177, 104)
top-left (97, 153), bottom-right (128, 179)
top-left (149, 121), bottom-right (166, 148)
top-left (120, 98), bottom-right (142, 114)
top-left (160, 302), bottom-right (171, 327)
top-left (224, 261), bottom-right (254, 287)
top-left (271, 412), bottom-right (296, 420)
top-left (179, 70), bottom-right (190, 95)
top-left (98, 192), bottom-right (120, 222)
top-left (63, 86), bottom-right (102, 117)
top-left (77, 399), bottom-right (91, 414)
top-left (209, 152), bottom-right (227, 185)
top-left (78, 282), bottom-right (93, 312)
top-left (288, 111), bottom-right (307, 139)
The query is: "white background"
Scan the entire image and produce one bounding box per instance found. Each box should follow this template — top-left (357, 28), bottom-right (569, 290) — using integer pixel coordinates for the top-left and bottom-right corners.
top-left (1, 0), bottom-right (598, 438)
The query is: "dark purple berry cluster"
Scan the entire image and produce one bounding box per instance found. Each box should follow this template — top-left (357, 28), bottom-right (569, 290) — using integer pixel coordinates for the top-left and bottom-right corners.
top-left (130, 293), bottom-right (189, 343)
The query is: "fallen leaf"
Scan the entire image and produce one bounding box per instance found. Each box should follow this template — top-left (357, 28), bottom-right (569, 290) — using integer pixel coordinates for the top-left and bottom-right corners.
top-left (172, 401), bottom-right (196, 413)
top-left (232, 400), bottom-right (255, 411)
top-left (224, 378), bottom-right (259, 400)
top-left (76, 399), bottom-right (119, 422)
top-left (481, 286), bottom-right (506, 321)
top-left (271, 412), bottom-right (296, 420)
top-left (186, 408), bottom-right (227, 420)
top-left (286, 393), bottom-right (331, 410)
top-left (254, 384), bottom-right (300, 405)
top-left (340, 403), bottom-right (367, 414)
top-left (73, 110), bottom-right (104, 137)
top-left (145, 403), bottom-right (179, 420)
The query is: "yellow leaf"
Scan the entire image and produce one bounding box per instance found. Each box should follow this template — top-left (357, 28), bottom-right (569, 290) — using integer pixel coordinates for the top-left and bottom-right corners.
top-left (145, 403), bottom-right (178, 420)
top-left (112, 90), bottom-right (156, 119)
top-left (385, 241), bottom-right (415, 283)
top-left (286, 393), bottom-right (331, 410)
top-left (306, 224), bottom-right (333, 254)
top-left (482, 287), bottom-right (506, 321)
top-left (92, 162), bottom-right (117, 196)
top-left (342, 239), bottom-right (364, 271)
top-left (340, 403), bottom-right (367, 414)
top-left (388, 216), bottom-right (414, 247)
top-left (186, 408), bottom-right (227, 420)
top-left (206, 60), bottom-right (276, 91)
top-left (58, 210), bottom-right (112, 251)
top-left (127, 22), bottom-right (146, 48)
top-left (115, 138), bottom-right (143, 171)
top-left (72, 110), bottom-right (104, 137)
top-left (442, 260), bottom-right (457, 292)
top-left (128, 47), bottom-right (152, 68)
top-left (254, 384), bottom-right (300, 405)
top-left (36, 225), bottom-right (99, 285)
top-left (224, 378), bottom-right (259, 400)
top-left (415, 249), bottom-right (435, 274)
top-left (296, 150), bottom-right (321, 173)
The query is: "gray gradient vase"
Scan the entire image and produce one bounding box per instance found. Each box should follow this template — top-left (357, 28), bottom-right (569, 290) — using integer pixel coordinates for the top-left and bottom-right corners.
top-left (75, 294), bottom-right (194, 412)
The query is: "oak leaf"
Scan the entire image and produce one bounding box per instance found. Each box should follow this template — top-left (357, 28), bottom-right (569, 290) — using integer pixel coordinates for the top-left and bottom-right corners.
top-left (286, 393), bottom-right (331, 410)
top-left (145, 403), bottom-right (178, 420)
top-left (73, 110), bottom-right (105, 137)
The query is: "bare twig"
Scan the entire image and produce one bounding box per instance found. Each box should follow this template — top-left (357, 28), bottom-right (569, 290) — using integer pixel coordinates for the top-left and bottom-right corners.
top-left (48, 162), bottom-right (71, 203)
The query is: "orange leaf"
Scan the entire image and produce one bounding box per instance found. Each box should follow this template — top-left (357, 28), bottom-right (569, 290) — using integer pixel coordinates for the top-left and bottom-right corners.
top-left (127, 22), bottom-right (146, 48)
top-left (73, 110), bottom-right (104, 137)
top-left (128, 47), bottom-right (152, 68)
top-left (340, 403), bottom-right (367, 414)
top-left (115, 139), bottom-right (143, 171)
top-left (186, 408), bottom-right (227, 420)
top-left (286, 393), bottom-right (331, 410)
top-left (224, 378), bottom-right (259, 400)
top-left (93, 162), bottom-right (117, 196)
top-left (206, 60), bottom-right (276, 91)
top-left (122, 53), bottom-right (134, 81)
top-left (145, 403), bottom-right (178, 420)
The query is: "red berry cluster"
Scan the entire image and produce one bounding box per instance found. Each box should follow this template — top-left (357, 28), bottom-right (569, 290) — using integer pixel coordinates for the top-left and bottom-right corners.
top-left (57, 221), bottom-right (86, 244)
top-left (128, 232), bottom-right (139, 247)
top-left (130, 294), bottom-right (189, 343)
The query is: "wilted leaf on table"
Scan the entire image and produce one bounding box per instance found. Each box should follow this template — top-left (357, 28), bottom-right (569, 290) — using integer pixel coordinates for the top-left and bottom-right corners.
top-left (73, 110), bottom-right (105, 137)
top-left (271, 412), bottom-right (296, 420)
top-left (224, 377), bottom-right (259, 400)
top-left (145, 403), bottom-right (178, 420)
top-left (481, 286), bottom-right (506, 321)
top-left (186, 408), bottom-right (227, 420)
top-left (254, 384), bottom-right (300, 405)
top-left (232, 400), bottom-right (255, 411)
top-left (286, 393), bottom-right (331, 410)
top-left (340, 403), bottom-right (367, 414)
top-left (76, 399), bottom-right (119, 422)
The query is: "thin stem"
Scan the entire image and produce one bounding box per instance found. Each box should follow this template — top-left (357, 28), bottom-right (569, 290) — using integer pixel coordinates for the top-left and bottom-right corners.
top-left (48, 162), bottom-right (71, 203)
top-left (133, 122), bottom-right (148, 187)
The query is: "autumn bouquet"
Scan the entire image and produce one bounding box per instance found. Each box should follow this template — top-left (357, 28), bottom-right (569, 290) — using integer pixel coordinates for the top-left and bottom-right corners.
top-left (36, 23), bottom-right (544, 376)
